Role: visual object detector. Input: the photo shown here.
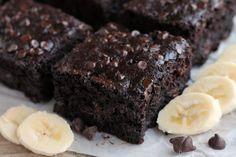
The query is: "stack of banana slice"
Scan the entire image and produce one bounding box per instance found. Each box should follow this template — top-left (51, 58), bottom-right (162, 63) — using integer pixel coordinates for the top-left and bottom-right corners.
top-left (0, 105), bottom-right (74, 156)
top-left (157, 45), bottom-right (236, 135)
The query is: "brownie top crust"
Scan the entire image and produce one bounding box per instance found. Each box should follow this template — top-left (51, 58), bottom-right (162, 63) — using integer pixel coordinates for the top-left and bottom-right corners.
top-left (0, 0), bottom-right (92, 65)
top-left (124, 0), bottom-right (233, 30)
top-left (55, 23), bottom-right (190, 97)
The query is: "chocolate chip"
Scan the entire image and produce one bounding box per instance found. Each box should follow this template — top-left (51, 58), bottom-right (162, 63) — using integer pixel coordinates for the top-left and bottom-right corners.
top-left (122, 50), bottom-right (128, 56)
top-left (208, 134), bottom-right (226, 150)
top-left (40, 40), bottom-right (54, 51)
top-left (25, 18), bottom-right (31, 26)
top-left (62, 21), bottom-right (69, 27)
top-left (82, 126), bottom-right (98, 140)
top-left (131, 30), bottom-right (140, 37)
top-left (31, 39), bottom-right (39, 48)
top-left (170, 136), bottom-right (196, 153)
top-left (7, 44), bottom-right (18, 52)
top-left (138, 61), bottom-right (147, 70)
top-left (71, 118), bottom-right (85, 133)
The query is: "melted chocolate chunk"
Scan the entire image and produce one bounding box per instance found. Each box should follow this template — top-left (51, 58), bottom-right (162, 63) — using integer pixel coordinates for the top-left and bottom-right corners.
top-left (170, 136), bottom-right (196, 153)
top-left (208, 134), bottom-right (226, 150)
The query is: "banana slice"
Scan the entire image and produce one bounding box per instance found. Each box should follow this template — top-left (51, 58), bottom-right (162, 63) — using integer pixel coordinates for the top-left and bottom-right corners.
top-left (17, 111), bottom-right (74, 156)
top-left (184, 76), bottom-right (236, 114)
top-left (0, 105), bottom-right (35, 144)
top-left (157, 93), bottom-right (222, 135)
top-left (218, 45), bottom-right (236, 63)
top-left (198, 62), bottom-right (236, 82)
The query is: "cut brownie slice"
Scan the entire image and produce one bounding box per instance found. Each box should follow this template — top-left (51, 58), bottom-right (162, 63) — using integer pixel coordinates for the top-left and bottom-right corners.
top-left (53, 23), bottom-right (192, 144)
top-left (38, 0), bottom-right (128, 28)
top-left (0, 0), bottom-right (92, 102)
top-left (122, 0), bottom-right (236, 65)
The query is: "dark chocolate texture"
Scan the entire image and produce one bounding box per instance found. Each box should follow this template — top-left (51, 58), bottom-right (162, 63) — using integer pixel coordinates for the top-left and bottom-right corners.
top-left (53, 23), bottom-right (192, 144)
top-left (170, 136), bottom-right (196, 153)
top-left (0, 0), bottom-right (92, 102)
top-left (37, 0), bottom-right (236, 64)
top-left (122, 0), bottom-right (236, 65)
top-left (208, 134), bottom-right (226, 150)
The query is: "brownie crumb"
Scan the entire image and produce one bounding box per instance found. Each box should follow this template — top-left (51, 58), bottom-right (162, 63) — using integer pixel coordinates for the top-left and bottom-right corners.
top-left (82, 126), bottom-right (98, 140)
top-left (170, 136), bottom-right (196, 153)
top-left (71, 118), bottom-right (85, 133)
top-left (208, 134), bottom-right (226, 150)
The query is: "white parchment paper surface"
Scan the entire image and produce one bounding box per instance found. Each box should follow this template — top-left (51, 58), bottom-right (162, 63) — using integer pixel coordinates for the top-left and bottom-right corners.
top-left (1, 17), bottom-right (236, 157)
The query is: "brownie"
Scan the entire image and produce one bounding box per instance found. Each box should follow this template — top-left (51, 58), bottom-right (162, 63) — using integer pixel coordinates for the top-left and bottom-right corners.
top-left (0, 0), bottom-right (92, 102)
top-left (38, 0), bottom-right (128, 28)
top-left (122, 0), bottom-right (236, 65)
top-left (53, 23), bottom-right (192, 144)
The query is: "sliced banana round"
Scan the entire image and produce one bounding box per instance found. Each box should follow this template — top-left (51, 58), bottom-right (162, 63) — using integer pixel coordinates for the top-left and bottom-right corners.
top-left (218, 45), bottom-right (236, 63)
top-left (17, 111), bottom-right (74, 156)
top-left (198, 62), bottom-right (236, 82)
top-left (184, 76), bottom-right (236, 114)
top-left (157, 93), bottom-right (222, 135)
top-left (0, 105), bottom-right (36, 144)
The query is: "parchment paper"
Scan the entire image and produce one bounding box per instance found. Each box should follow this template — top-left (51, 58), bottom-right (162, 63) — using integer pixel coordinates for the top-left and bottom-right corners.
top-left (1, 17), bottom-right (236, 157)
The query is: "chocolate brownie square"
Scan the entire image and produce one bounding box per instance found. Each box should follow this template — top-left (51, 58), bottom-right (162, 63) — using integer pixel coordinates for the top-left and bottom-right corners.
top-left (38, 0), bottom-right (128, 28)
top-left (0, 0), bottom-right (92, 102)
top-left (53, 23), bottom-right (192, 144)
top-left (122, 0), bottom-right (236, 65)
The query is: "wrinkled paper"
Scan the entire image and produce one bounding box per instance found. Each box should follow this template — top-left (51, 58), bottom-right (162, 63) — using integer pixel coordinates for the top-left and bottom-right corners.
top-left (1, 17), bottom-right (236, 157)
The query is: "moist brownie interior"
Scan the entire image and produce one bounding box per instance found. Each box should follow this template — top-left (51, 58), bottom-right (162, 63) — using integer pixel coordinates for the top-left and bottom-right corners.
top-left (53, 23), bottom-right (192, 144)
top-left (0, 0), bottom-right (92, 102)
